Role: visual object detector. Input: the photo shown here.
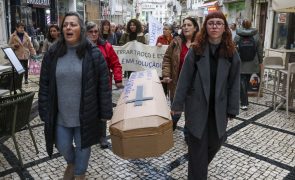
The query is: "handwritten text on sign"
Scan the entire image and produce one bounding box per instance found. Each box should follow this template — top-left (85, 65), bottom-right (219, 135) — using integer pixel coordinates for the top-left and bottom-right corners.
top-left (113, 41), bottom-right (168, 76)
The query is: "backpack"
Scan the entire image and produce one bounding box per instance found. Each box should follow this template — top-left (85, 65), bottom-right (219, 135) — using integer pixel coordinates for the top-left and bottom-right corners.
top-left (238, 36), bottom-right (256, 62)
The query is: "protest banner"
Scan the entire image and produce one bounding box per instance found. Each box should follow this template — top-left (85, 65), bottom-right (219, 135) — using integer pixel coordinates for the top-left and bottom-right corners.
top-left (148, 16), bottom-right (163, 46)
top-left (29, 55), bottom-right (43, 75)
top-left (113, 41), bottom-right (168, 76)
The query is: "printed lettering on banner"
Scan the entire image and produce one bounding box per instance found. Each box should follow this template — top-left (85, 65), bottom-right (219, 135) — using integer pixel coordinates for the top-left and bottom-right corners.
top-left (113, 41), bottom-right (168, 76)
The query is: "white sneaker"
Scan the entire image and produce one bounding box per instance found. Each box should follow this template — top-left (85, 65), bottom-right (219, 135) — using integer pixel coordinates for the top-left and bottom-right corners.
top-left (240, 105), bottom-right (248, 110)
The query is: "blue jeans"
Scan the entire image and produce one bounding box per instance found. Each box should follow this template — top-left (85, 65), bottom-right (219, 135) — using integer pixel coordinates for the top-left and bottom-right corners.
top-left (55, 125), bottom-right (91, 175)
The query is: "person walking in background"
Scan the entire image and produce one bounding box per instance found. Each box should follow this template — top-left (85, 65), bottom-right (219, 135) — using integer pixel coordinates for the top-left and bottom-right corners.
top-left (26, 21), bottom-right (40, 52)
top-left (172, 24), bottom-right (180, 37)
top-left (156, 23), bottom-right (173, 47)
top-left (100, 20), bottom-right (117, 45)
top-left (42, 24), bottom-right (60, 53)
top-left (38, 12), bottom-right (112, 180)
top-left (110, 22), bottom-right (116, 34)
top-left (234, 19), bottom-right (263, 111)
top-left (86, 21), bottom-right (123, 149)
top-left (143, 23), bottom-right (150, 45)
top-left (119, 19), bottom-right (146, 46)
top-left (115, 24), bottom-right (123, 45)
top-left (156, 23), bottom-right (174, 96)
top-left (119, 19), bottom-right (146, 78)
top-left (171, 12), bottom-right (240, 179)
top-left (230, 23), bottom-right (237, 41)
top-left (9, 22), bottom-right (36, 84)
top-left (162, 17), bottom-right (199, 143)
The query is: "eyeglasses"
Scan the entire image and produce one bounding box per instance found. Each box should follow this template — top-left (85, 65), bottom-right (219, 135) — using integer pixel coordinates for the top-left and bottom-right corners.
top-left (88, 30), bottom-right (99, 34)
top-left (207, 21), bottom-right (224, 29)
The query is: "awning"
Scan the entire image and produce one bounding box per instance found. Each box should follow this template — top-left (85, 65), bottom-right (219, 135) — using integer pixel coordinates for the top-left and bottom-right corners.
top-left (223, 0), bottom-right (244, 4)
top-left (272, 0), bottom-right (295, 12)
top-left (200, 1), bottom-right (219, 8)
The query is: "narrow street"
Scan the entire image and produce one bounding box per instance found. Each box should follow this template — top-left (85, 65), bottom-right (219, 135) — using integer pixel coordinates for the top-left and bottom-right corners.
top-left (0, 74), bottom-right (294, 179)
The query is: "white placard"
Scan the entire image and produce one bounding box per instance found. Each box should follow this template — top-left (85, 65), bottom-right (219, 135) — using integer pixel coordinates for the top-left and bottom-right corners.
top-left (2, 47), bottom-right (25, 74)
top-left (148, 16), bottom-right (163, 46)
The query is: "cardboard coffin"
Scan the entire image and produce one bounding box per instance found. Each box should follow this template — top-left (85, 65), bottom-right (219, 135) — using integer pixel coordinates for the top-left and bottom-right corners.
top-left (110, 70), bottom-right (173, 159)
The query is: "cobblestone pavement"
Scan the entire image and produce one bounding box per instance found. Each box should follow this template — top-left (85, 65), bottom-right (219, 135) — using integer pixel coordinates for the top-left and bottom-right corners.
top-left (0, 74), bottom-right (295, 179)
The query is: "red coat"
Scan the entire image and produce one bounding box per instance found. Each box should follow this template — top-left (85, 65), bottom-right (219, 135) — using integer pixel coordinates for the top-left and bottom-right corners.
top-left (156, 34), bottom-right (173, 45)
top-left (97, 40), bottom-right (122, 86)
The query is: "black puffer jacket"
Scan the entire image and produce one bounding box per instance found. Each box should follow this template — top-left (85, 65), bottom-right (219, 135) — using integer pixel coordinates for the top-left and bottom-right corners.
top-left (38, 41), bottom-right (113, 157)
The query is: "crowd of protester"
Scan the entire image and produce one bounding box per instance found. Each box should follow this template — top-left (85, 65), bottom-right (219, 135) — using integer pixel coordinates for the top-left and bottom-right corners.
top-left (7, 10), bottom-right (266, 179)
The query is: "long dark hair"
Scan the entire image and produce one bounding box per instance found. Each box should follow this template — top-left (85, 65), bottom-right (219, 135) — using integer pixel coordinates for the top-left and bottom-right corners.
top-left (192, 11), bottom-right (235, 58)
top-left (126, 19), bottom-right (142, 34)
top-left (47, 24), bottom-right (60, 42)
top-left (55, 11), bottom-right (89, 59)
top-left (179, 17), bottom-right (199, 43)
top-left (100, 20), bottom-right (112, 38)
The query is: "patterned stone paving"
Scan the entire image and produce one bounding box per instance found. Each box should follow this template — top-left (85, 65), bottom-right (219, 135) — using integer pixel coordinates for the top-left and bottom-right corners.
top-left (0, 74), bottom-right (295, 179)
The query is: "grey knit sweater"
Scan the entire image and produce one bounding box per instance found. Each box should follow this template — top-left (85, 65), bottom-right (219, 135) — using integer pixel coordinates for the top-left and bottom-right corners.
top-left (56, 45), bottom-right (83, 127)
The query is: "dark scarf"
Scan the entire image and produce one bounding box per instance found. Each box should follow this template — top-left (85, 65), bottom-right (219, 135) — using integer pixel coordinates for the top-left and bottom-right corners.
top-left (17, 32), bottom-right (24, 42)
top-left (208, 43), bottom-right (220, 111)
top-left (129, 32), bottom-right (137, 41)
top-left (102, 33), bottom-right (108, 41)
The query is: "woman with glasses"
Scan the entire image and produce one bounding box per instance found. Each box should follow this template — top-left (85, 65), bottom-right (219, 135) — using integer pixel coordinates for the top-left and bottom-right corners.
top-left (42, 24), bottom-right (60, 53)
top-left (100, 20), bottom-right (117, 45)
top-left (162, 17), bottom-right (199, 144)
top-left (171, 11), bottom-right (240, 179)
top-left (86, 21), bottom-right (123, 150)
top-left (156, 23), bottom-right (173, 47)
top-left (156, 23), bottom-right (174, 96)
top-left (38, 12), bottom-right (112, 180)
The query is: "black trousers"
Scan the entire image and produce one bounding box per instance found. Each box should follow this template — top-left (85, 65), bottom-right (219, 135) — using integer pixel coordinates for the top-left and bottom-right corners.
top-left (98, 120), bottom-right (106, 138)
top-left (170, 96), bottom-right (188, 138)
top-left (187, 112), bottom-right (225, 180)
top-left (240, 74), bottom-right (251, 106)
top-left (20, 60), bottom-right (29, 81)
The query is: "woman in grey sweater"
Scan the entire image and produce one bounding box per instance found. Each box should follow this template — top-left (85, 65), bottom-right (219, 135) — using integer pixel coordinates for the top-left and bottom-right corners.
top-left (39, 12), bottom-right (112, 180)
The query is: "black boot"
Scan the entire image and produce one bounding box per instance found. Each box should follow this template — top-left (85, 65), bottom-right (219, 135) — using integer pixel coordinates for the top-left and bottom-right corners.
top-left (100, 137), bottom-right (108, 149)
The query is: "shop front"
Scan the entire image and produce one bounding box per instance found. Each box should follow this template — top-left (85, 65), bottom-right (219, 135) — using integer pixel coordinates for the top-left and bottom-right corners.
top-left (264, 0), bottom-right (295, 65)
top-left (58, 0), bottom-right (85, 25)
top-left (9, 0), bottom-right (52, 37)
top-left (222, 0), bottom-right (246, 26)
top-left (199, 1), bottom-right (219, 16)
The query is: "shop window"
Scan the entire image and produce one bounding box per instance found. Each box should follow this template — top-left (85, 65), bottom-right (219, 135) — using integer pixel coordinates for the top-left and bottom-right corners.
top-left (271, 12), bottom-right (295, 49)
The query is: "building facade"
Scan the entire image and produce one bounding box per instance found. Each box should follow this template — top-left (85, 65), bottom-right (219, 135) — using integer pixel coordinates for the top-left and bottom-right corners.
top-left (8, 0), bottom-right (57, 37)
top-left (0, 0), bottom-right (7, 46)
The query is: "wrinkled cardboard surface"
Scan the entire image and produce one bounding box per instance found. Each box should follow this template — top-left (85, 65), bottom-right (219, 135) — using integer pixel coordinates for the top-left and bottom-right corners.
top-left (110, 70), bottom-right (173, 159)
top-left (110, 70), bottom-right (171, 131)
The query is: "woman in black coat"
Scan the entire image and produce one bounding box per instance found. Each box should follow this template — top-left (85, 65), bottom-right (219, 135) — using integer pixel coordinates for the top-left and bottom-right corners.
top-left (38, 12), bottom-right (112, 179)
top-left (171, 11), bottom-right (240, 179)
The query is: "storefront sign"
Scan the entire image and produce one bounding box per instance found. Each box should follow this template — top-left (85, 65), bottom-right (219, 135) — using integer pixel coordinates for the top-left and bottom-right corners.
top-left (208, 6), bottom-right (217, 13)
top-left (26, 0), bottom-right (50, 6)
top-left (278, 13), bottom-right (287, 23)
